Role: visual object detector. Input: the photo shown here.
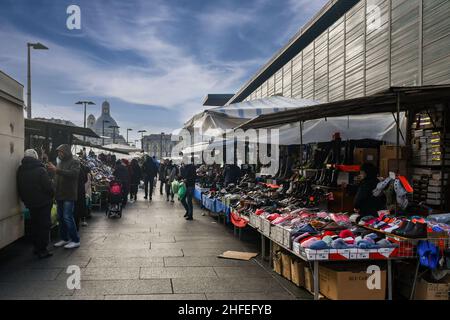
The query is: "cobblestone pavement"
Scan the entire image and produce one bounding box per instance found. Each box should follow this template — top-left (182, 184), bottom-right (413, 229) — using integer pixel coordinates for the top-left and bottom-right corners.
top-left (0, 185), bottom-right (311, 300)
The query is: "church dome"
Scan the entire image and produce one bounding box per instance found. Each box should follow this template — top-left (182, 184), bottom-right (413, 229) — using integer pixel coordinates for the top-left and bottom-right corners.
top-left (93, 100), bottom-right (119, 133)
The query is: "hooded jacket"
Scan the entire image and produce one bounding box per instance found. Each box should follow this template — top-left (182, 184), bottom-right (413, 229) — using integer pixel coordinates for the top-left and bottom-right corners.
top-left (55, 144), bottom-right (80, 201)
top-left (17, 157), bottom-right (54, 208)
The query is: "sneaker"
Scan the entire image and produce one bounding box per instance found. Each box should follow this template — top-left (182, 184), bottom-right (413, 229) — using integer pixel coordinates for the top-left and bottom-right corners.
top-left (64, 242), bottom-right (81, 249)
top-left (54, 240), bottom-right (70, 247)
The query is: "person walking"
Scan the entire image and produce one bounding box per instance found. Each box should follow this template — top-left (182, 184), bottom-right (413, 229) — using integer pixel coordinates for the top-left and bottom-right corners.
top-left (165, 160), bottom-right (178, 202)
top-left (129, 159), bottom-right (142, 201)
top-left (142, 155), bottom-right (158, 200)
top-left (159, 159), bottom-right (168, 195)
top-left (74, 162), bottom-right (89, 230)
top-left (47, 144), bottom-right (81, 249)
top-left (17, 149), bottom-right (54, 259)
top-left (180, 157), bottom-right (197, 221)
top-left (113, 160), bottom-right (130, 207)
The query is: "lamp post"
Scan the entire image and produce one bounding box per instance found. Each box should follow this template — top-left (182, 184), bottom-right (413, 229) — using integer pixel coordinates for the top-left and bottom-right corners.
top-left (109, 125), bottom-right (120, 144)
top-left (102, 120), bottom-right (110, 146)
top-left (27, 42), bottom-right (48, 119)
top-left (138, 130), bottom-right (147, 151)
top-left (160, 132), bottom-right (165, 159)
top-left (76, 100), bottom-right (95, 141)
top-left (126, 128), bottom-right (133, 144)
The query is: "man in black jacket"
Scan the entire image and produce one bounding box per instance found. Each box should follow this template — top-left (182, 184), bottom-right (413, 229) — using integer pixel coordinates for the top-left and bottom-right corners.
top-left (354, 162), bottom-right (386, 218)
top-left (142, 155), bottom-right (157, 200)
top-left (17, 149), bottom-right (54, 259)
top-left (180, 157), bottom-right (197, 221)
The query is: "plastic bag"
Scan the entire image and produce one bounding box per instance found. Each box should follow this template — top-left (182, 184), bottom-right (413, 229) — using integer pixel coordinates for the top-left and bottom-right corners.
top-left (171, 180), bottom-right (180, 195)
top-left (178, 182), bottom-right (186, 200)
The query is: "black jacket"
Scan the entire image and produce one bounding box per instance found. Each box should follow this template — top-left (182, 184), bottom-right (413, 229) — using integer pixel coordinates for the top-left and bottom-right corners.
top-left (181, 164), bottom-right (197, 187)
top-left (130, 164), bottom-right (142, 185)
top-left (114, 164), bottom-right (130, 187)
top-left (142, 158), bottom-right (158, 178)
top-left (354, 178), bottom-right (386, 217)
top-left (55, 144), bottom-right (80, 201)
top-left (17, 157), bottom-right (54, 208)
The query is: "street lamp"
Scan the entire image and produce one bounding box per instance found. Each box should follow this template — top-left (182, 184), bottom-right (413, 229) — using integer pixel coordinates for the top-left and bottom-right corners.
top-left (160, 132), bottom-right (165, 159)
top-left (102, 120), bottom-right (110, 145)
top-left (27, 42), bottom-right (48, 119)
top-left (126, 128), bottom-right (133, 144)
top-left (138, 130), bottom-right (147, 151)
top-left (76, 100), bottom-right (95, 141)
top-left (109, 125), bottom-right (120, 144)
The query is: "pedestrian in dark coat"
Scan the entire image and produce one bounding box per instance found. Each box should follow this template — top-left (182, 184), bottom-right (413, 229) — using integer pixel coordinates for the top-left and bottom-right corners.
top-left (142, 155), bottom-right (158, 200)
top-left (113, 160), bottom-right (130, 207)
top-left (17, 149), bottom-right (54, 258)
top-left (129, 159), bottom-right (142, 201)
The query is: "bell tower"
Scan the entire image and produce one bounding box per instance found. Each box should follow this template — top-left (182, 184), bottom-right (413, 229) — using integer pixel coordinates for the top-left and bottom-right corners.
top-left (102, 100), bottom-right (110, 115)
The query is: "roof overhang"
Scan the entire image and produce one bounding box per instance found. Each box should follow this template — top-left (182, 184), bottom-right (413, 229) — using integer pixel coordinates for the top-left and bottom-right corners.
top-left (25, 119), bottom-right (100, 138)
top-left (203, 94), bottom-right (235, 106)
top-left (239, 85), bottom-right (450, 130)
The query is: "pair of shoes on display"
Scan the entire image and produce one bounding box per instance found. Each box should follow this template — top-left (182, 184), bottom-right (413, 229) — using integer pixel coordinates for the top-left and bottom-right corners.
top-left (393, 219), bottom-right (427, 238)
top-left (54, 240), bottom-right (80, 249)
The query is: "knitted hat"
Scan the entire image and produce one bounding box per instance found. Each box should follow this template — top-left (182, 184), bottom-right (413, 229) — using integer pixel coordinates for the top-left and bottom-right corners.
top-left (24, 149), bottom-right (38, 159)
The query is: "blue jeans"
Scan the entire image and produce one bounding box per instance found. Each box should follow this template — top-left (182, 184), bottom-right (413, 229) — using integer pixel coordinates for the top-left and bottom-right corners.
top-left (57, 201), bottom-right (80, 243)
top-left (185, 186), bottom-right (194, 218)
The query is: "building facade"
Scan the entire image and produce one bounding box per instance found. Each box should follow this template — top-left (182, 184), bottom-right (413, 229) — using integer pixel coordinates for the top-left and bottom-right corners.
top-left (142, 133), bottom-right (178, 159)
top-left (228, 0), bottom-right (450, 105)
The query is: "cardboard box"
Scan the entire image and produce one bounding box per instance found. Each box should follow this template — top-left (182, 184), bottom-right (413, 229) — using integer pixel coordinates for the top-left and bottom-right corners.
top-left (380, 159), bottom-right (407, 177)
top-left (290, 259), bottom-right (305, 287)
top-left (353, 148), bottom-right (378, 166)
top-left (281, 253), bottom-right (292, 281)
top-left (273, 251), bottom-right (282, 275)
top-left (318, 265), bottom-right (386, 300)
top-left (380, 145), bottom-right (407, 160)
top-left (414, 277), bottom-right (450, 300)
top-left (304, 266), bottom-right (314, 293)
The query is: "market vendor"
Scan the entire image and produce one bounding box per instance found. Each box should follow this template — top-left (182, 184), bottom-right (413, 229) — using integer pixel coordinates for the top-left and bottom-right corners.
top-left (354, 162), bottom-right (386, 218)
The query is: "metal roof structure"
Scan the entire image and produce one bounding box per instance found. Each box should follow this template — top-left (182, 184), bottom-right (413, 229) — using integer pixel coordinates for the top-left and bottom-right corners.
top-left (239, 85), bottom-right (450, 130)
top-left (25, 119), bottom-right (100, 138)
top-left (203, 94), bottom-right (235, 106)
top-left (227, 0), bottom-right (359, 105)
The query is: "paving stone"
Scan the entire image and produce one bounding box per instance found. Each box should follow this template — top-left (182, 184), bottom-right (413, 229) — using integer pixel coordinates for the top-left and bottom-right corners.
top-left (87, 257), bottom-right (164, 268)
top-left (140, 267), bottom-right (217, 279)
top-left (213, 266), bottom-right (272, 278)
top-left (172, 277), bottom-right (286, 294)
top-left (73, 279), bottom-right (172, 296)
top-left (56, 267), bottom-right (141, 280)
top-left (105, 294), bottom-right (207, 300)
top-left (72, 248), bottom-right (183, 258)
top-left (206, 292), bottom-right (296, 300)
top-left (0, 268), bottom-right (63, 282)
top-left (0, 281), bottom-right (74, 298)
top-left (164, 257), bottom-right (257, 267)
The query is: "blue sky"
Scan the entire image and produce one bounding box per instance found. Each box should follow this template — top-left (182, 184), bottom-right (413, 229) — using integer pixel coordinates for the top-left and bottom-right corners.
top-left (0, 0), bottom-right (328, 142)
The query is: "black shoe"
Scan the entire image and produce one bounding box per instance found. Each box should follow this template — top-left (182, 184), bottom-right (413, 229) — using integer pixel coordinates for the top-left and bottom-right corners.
top-left (37, 250), bottom-right (53, 259)
top-left (185, 217), bottom-right (193, 221)
top-left (183, 213), bottom-right (188, 218)
top-left (144, 196), bottom-right (148, 200)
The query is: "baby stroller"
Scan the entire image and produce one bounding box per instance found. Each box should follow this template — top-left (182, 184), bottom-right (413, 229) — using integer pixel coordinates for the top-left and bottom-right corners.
top-left (106, 180), bottom-right (123, 218)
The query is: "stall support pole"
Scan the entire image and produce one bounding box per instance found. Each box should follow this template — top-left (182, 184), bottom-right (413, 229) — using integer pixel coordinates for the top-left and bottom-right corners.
top-left (269, 239), bottom-right (273, 268)
top-left (313, 260), bottom-right (319, 300)
top-left (387, 259), bottom-right (393, 300)
top-left (260, 234), bottom-right (266, 261)
top-left (410, 259), bottom-right (421, 300)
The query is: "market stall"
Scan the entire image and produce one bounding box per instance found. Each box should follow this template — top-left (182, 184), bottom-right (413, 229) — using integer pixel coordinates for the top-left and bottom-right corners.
top-left (195, 85), bottom-right (450, 300)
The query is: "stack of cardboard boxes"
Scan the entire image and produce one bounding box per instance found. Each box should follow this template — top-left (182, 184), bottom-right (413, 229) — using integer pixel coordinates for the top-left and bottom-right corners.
top-left (410, 107), bottom-right (450, 209)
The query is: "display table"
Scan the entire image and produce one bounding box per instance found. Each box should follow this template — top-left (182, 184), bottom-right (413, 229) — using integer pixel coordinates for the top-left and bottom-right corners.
top-left (244, 212), bottom-right (417, 301)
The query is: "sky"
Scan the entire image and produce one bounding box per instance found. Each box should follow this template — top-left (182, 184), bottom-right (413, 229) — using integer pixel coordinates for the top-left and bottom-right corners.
top-left (0, 0), bottom-right (328, 142)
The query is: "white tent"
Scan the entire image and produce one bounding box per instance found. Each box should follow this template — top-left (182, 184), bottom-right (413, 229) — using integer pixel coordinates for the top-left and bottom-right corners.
top-left (184, 96), bottom-right (320, 134)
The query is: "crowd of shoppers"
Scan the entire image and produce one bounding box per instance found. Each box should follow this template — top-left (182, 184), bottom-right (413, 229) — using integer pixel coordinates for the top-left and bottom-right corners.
top-left (16, 147), bottom-right (201, 259)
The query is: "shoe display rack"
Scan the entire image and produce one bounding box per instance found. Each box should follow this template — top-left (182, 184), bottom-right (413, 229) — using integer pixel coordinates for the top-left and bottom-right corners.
top-left (410, 106), bottom-right (450, 211)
